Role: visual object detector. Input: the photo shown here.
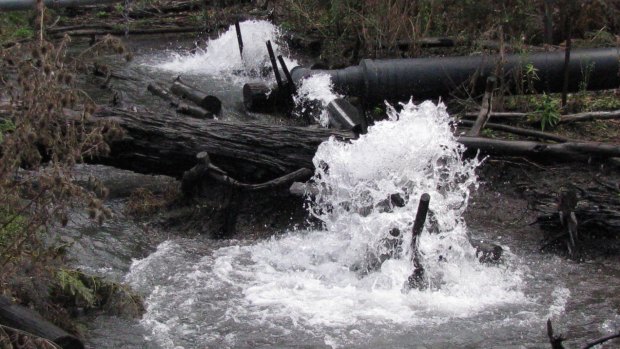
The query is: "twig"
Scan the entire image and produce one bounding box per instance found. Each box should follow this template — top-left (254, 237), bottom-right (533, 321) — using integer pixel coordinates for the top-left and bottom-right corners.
top-left (547, 319), bottom-right (566, 349)
top-left (560, 110), bottom-right (620, 123)
top-left (52, 26), bottom-right (205, 37)
top-left (461, 110), bottom-right (620, 124)
top-left (181, 151), bottom-right (313, 195)
top-left (459, 119), bottom-right (572, 143)
top-left (209, 167), bottom-right (313, 191)
top-left (467, 76), bottom-right (496, 136)
top-left (582, 331), bottom-right (620, 349)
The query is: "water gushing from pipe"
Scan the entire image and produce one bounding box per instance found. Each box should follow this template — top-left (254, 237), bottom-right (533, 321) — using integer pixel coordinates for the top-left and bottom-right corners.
top-left (125, 101), bottom-right (527, 348)
top-left (150, 20), bottom-right (297, 85)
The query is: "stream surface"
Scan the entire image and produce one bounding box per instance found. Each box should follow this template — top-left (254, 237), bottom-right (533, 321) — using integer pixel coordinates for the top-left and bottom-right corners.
top-left (65, 20), bottom-right (619, 349)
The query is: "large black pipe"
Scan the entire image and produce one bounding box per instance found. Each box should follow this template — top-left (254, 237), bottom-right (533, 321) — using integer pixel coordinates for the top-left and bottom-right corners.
top-left (290, 48), bottom-right (620, 103)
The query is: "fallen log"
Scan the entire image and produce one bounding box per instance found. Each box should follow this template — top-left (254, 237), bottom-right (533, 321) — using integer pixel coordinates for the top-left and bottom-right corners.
top-left (147, 83), bottom-right (213, 119)
top-left (243, 82), bottom-right (276, 112)
top-left (89, 107), bottom-right (619, 183)
top-left (0, 296), bottom-right (83, 349)
top-left (461, 109), bottom-right (620, 124)
top-left (170, 79), bottom-right (222, 114)
top-left (458, 137), bottom-right (620, 160)
top-left (458, 120), bottom-right (572, 143)
top-left (47, 24), bottom-right (114, 34)
top-left (559, 109), bottom-right (620, 123)
top-left (181, 151), bottom-right (313, 196)
top-left (51, 26), bottom-right (204, 37)
top-left (93, 107), bottom-right (355, 181)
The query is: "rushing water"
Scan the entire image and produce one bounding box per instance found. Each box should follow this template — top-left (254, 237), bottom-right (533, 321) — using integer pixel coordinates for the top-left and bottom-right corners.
top-left (67, 20), bottom-right (620, 349)
top-left (153, 20), bottom-right (297, 81)
top-left (120, 101), bottom-right (533, 348)
top-left (293, 74), bottom-right (342, 126)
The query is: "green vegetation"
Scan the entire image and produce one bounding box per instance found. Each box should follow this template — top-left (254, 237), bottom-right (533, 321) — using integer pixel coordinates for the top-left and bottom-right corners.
top-left (0, 3), bottom-right (139, 334)
top-left (0, 120), bottom-right (15, 143)
top-left (53, 268), bottom-right (144, 317)
top-left (531, 93), bottom-right (561, 131)
top-left (56, 269), bottom-right (97, 307)
top-left (0, 11), bottom-right (34, 43)
top-left (279, 0), bottom-right (617, 57)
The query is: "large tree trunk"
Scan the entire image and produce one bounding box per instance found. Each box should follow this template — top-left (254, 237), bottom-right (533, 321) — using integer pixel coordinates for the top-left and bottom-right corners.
top-left (92, 107), bottom-right (619, 182)
top-left (94, 107), bottom-right (354, 181)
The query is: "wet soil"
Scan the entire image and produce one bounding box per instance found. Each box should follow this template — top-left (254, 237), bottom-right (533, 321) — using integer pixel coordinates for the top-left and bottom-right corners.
top-left (465, 158), bottom-right (620, 260)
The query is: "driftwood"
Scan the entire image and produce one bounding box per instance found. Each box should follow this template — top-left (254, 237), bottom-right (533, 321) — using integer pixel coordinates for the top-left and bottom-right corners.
top-left (147, 83), bottom-right (213, 119)
top-left (51, 26), bottom-right (204, 37)
top-left (462, 109), bottom-right (620, 124)
top-left (92, 107), bottom-right (355, 181)
top-left (406, 193), bottom-right (430, 290)
top-left (459, 120), bottom-right (572, 143)
top-left (47, 24), bottom-right (114, 34)
top-left (467, 76), bottom-right (496, 136)
top-left (0, 296), bottom-right (83, 349)
top-left (582, 331), bottom-right (620, 349)
top-left (86, 107), bottom-right (620, 184)
top-left (560, 110), bottom-right (620, 123)
top-left (243, 82), bottom-right (275, 112)
top-left (181, 151), bottom-right (312, 195)
top-left (458, 137), bottom-right (620, 160)
top-left (170, 79), bottom-right (221, 114)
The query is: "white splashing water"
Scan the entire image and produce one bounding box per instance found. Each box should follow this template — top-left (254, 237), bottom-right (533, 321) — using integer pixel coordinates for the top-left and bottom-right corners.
top-left (125, 101), bottom-right (527, 348)
top-left (547, 286), bottom-right (570, 319)
top-left (150, 20), bottom-right (297, 83)
top-left (293, 74), bottom-right (342, 126)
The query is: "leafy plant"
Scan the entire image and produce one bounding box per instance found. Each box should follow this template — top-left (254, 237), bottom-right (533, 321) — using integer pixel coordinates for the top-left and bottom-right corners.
top-left (55, 269), bottom-right (96, 307)
top-left (523, 62), bottom-right (539, 94)
top-left (531, 93), bottom-right (560, 131)
top-left (578, 61), bottom-right (596, 93)
top-left (0, 119), bottom-right (15, 143)
top-left (0, 11), bottom-right (32, 43)
top-left (13, 27), bottom-right (34, 39)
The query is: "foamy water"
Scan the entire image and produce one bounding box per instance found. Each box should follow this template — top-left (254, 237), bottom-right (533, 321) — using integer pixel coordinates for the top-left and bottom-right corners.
top-left (125, 101), bottom-right (533, 348)
top-left (148, 20), bottom-right (297, 84)
top-left (293, 74), bottom-right (342, 126)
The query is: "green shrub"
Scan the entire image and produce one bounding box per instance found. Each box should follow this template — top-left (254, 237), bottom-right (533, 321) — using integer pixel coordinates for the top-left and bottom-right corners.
top-left (531, 93), bottom-right (561, 131)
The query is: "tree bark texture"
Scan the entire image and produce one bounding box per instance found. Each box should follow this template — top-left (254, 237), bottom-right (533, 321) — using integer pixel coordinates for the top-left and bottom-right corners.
top-left (90, 107), bottom-right (620, 182)
top-left (93, 107), bottom-right (354, 181)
